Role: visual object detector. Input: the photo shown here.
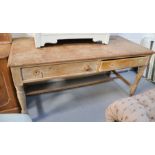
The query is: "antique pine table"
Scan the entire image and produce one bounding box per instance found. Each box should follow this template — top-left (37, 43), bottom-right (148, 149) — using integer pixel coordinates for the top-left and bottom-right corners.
top-left (8, 36), bottom-right (153, 113)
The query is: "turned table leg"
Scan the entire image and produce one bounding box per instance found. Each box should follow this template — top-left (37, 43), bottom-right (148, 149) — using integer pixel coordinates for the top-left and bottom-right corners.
top-left (15, 86), bottom-right (27, 113)
top-left (11, 67), bottom-right (28, 113)
top-left (130, 66), bottom-right (146, 96)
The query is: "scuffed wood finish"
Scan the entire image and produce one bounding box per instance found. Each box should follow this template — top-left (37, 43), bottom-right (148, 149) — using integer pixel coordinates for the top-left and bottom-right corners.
top-left (11, 67), bottom-right (23, 86)
top-left (0, 44), bottom-right (11, 59)
top-left (15, 86), bottom-right (27, 113)
top-left (25, 73), bottom-right (112, 96)
top-left (8, 36), bottom-right (153, 67)
top-left (0, 61), bottom-right (9, 104)
top-left (11, 67), bottom-right (26, 113)
top-left (21, 61), bottom-right (98, 83)
top-left (112, 68), bottom-right (148, 96)
top-left (112, 70), bottom-right (131, 86)
top-left (0, 44), bottom-right (20, 113)
top-left (9, 36), bottom-right (153, 113)
top-left (0, 33), bottom-right (12, 44)
top-left (130, 66), bottom-right (147, 96)
top-left (99, 56), bottom-right (150, 72)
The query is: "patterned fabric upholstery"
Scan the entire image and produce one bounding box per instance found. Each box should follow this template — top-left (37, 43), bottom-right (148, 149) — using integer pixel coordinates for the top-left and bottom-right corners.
top-left (105, 88), bottom-right (155, 122)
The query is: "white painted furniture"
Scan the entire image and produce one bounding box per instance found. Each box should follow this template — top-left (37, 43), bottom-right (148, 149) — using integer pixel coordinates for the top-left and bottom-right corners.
top-left (34, 33), bottom-right (110, 48)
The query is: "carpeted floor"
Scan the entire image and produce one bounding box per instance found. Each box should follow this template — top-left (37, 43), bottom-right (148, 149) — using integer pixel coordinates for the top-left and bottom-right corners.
top-left (27, 71), bottom-right (155, 122)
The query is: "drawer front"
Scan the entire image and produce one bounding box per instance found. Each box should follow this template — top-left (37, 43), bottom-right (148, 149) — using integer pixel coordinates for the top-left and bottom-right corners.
top-left (21, 61), bottom-right (98, 82)
top-left (99, 56), bottom-right (150, 72)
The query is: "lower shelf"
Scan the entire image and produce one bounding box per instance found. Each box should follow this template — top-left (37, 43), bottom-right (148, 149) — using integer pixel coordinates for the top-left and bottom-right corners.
top-left (25, 72), bottom-right (112, 96)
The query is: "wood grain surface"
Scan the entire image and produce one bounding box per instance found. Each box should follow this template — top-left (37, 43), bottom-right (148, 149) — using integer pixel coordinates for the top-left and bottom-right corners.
top-left (0, 44), bottom-right (11, 59)
top-left (99, 56), bottom-right (150, 71)
top-left (8, 36), bottom-right (153, 67)
top-left (0, 56), bottom-right (20, 113)
top-left (21, 61), bottom-right (98, 83)
top-left (0, 33), bottom-right (12, 44)
top-left (9, 35), bottom-right (154, 113)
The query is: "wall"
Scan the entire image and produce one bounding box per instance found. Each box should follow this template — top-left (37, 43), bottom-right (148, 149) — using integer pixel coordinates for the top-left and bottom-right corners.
top-left (11, 33), bottom-right (155, 46)
top-left (118, 33), bottom-right (154, 44)
top-left (12, 33), bottom-right (33, 38)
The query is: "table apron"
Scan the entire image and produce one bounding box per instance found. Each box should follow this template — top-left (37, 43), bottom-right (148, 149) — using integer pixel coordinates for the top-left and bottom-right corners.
top-left (15, 56), bottom-right (150, 84)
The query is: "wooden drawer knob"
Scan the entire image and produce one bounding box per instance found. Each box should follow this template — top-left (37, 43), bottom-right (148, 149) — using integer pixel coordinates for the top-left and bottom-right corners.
top-left (83, 65), bottom-right (91, 71)
top-left (33, 69), bottom-right (43, 78)
top-left (33, 70), bottom-right (40, 75)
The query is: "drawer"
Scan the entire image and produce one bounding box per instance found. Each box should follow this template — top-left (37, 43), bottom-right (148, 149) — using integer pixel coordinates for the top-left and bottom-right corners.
top-left (99, 56), bottom-right (150, 72)
top-left (21, 61), bottom-right (98, 83)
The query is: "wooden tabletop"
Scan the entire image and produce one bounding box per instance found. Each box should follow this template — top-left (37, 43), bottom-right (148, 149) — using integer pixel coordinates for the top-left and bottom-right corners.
top-left (8, 36), bottom-right (153, 67)
top-left (0, 44), bottom-right (11, 59)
